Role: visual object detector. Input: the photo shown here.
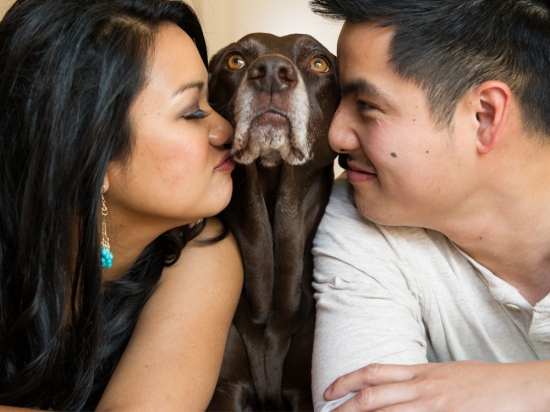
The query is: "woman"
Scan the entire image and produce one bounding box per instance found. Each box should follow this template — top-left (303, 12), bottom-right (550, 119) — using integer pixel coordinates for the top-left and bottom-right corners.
top-left (0, 0), bottom-right (243, 410)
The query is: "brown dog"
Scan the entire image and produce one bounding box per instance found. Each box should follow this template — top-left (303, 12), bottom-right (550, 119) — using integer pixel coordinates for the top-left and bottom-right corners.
top-left (207, 33), bottom-right (339, 411)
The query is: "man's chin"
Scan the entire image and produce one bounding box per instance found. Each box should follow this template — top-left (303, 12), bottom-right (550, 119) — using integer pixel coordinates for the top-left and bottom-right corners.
top-left (353, 193), bottom-right (401, 227)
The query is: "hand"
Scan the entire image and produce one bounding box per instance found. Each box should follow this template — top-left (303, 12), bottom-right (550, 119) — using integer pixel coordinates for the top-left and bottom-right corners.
top-left (324, 360), bottom-right (550, 411)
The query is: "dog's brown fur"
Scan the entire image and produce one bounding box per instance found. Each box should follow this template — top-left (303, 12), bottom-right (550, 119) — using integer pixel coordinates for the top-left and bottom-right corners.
top-left (207, 33), bottom-right (339, 411)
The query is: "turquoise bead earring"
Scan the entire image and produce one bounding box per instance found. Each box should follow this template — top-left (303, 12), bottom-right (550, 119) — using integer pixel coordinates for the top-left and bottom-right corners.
top-left (100, 194), bottom-right (114, 269)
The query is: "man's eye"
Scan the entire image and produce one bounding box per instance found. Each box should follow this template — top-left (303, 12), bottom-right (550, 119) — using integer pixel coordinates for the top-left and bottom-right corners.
top-left (357, 101), bottom-right (375, 112)
top-left (184, 109), bottom-right (209, 120)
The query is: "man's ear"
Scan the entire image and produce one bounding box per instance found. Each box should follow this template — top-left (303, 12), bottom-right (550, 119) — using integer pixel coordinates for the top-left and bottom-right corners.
top-left (471, 80), bottom-right (511, 155)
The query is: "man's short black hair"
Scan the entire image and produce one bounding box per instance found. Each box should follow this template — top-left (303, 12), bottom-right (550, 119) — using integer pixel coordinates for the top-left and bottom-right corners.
top-left (310, 0), bottom-right (550, 138)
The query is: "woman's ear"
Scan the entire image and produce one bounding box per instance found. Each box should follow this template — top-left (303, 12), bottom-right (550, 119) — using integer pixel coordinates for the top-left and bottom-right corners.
top-left (102, 175), bottom-right (109, 194)
top-left (472, 80), bottom-right (511, 155)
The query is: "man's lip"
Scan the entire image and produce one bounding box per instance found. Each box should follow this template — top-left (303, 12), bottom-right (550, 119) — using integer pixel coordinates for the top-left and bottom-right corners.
top-left (346, 159), bottom-right (377, 175)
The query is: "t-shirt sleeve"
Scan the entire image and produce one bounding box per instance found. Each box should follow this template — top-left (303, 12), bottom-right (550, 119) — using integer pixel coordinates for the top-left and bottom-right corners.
top-left (311, 178), bottom-right (428, 412)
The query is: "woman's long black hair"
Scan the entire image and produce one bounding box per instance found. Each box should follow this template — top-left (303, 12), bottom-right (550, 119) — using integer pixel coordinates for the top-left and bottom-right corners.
top-left (0, 0), bottom-right (217, 409)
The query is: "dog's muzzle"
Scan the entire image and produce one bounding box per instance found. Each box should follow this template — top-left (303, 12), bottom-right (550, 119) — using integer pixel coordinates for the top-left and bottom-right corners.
top-left (232, 55), bottom-right (311, 167)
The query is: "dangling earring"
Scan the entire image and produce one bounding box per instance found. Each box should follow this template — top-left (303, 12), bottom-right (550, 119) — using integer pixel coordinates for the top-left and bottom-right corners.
top-left (100, 194), bottom-right (114, 269)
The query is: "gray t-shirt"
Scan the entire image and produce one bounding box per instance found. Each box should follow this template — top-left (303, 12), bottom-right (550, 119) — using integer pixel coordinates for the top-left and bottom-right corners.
top-left (312, 176), bottom-right (550, 412)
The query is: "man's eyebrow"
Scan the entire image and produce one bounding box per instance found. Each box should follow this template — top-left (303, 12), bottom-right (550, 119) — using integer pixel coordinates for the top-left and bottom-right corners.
top-left (341, 78), bottom-right (384, 99)
top-left (172, 80), bottom-right (204, 98)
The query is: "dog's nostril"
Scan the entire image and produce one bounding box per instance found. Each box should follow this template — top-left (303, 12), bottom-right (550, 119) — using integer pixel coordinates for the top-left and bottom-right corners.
top-left (278, 65), bottom-right (297, 84)
top-left (249, 65), bottom-right (266, 80)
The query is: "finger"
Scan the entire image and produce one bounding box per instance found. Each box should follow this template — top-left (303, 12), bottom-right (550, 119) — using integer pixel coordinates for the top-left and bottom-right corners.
top-left (332, 381), bottom-right (421, 412)
top-left (325, 363), bottom-right (430, 400)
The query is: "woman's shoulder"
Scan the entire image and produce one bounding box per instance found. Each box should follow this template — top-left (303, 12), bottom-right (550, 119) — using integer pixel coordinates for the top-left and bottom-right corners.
top-left (161, 217), bottom-right (243, 288)
top-left (96, 217), bottom-right (243, 410)
top-left (187, 217), bottom-right (242, 264)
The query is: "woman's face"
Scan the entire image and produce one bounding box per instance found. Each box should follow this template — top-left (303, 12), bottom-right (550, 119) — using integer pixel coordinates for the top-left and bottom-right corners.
top-left (106, 23), bottom-right (234, 231)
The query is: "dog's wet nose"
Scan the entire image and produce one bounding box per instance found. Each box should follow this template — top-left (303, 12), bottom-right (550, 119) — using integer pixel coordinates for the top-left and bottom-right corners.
top-left (247, 55), bottom-right (297, 93)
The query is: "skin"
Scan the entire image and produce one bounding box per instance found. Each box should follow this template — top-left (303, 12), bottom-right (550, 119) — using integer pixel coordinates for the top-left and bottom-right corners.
top-left (97, 218), bottom-right (242, 411)
top-left (103, 22), bottom-right (235, 280)
top-left (323, 21), bottom-right (550, 411)
top-left (96, 22), bottom-right (241, 410)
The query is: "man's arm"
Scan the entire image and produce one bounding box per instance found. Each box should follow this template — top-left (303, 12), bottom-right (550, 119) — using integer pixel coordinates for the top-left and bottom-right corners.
top-left (324, 360), bottom-right (550, 411)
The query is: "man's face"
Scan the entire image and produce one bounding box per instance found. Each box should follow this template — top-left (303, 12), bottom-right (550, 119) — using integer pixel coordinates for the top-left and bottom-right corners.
top-left (330, 22), bottom-right (475, 228)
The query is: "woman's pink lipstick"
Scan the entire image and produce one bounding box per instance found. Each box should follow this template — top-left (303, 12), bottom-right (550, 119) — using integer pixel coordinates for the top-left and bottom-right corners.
top-left (215, 153), bottom-right (235, 172)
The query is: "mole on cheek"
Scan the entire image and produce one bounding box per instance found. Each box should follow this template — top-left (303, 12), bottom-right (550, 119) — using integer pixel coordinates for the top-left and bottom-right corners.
top-left (391, 152), bottom-right (397, 158)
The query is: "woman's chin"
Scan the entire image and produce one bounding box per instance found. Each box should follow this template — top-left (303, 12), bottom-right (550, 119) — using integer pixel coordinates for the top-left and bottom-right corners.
top-left (218, 180), bottom-right (234, 212)
top-left (204, 181), bottom-right (234, 218)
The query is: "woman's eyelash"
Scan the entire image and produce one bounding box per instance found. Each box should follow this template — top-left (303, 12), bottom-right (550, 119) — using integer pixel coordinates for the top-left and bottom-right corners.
top-left (184, 109), bottom-right (209, 120)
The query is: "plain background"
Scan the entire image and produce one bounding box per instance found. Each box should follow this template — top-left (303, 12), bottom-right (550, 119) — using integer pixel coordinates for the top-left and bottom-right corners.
top-left (0, 0), bottom-right (344, 175)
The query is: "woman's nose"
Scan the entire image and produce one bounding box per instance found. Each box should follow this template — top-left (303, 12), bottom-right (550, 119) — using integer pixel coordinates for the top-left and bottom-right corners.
top-left (209, 111), bottom-right (233, 147)
top-left (328, 103), bottom-right (361, 153)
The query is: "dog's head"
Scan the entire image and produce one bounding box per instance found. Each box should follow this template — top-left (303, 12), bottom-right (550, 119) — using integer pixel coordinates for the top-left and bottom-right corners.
top-left (208, 33), bottom-right (339, 168)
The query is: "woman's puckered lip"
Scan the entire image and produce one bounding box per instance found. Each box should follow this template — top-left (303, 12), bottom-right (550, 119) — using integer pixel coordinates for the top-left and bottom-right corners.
top-left (215, 150), bottom-right (232, 168)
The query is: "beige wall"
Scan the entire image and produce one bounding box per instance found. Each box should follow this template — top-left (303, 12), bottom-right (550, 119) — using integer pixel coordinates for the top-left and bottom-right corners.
top-left (0, 0), bottom-right (15, 18)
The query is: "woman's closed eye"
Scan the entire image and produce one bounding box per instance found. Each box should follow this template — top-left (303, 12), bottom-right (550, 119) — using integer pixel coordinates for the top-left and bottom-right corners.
top-left (183, 108), bottom-right (210, 120)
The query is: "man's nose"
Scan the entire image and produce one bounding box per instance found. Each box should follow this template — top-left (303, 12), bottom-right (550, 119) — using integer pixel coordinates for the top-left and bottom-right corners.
top-left (328, 104), bottom-right (360, 153)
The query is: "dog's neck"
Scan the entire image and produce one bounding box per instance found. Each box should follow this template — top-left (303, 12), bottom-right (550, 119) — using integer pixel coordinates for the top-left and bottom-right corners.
top-left (254, 160), bottom-right (332, 227)
top-left (256, 162), bottom-right (282, 225)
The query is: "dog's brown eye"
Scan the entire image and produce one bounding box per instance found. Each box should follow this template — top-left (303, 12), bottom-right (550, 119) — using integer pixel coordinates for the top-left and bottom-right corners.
top-left (310, 57), bottom-right (329, 73)
top-left (227, 54), bottom-right (245, 70)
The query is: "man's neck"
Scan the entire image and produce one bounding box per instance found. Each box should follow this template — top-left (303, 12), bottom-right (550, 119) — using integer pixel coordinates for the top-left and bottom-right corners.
top-left (438, 141), bottom-right (550, 306)
top-left (450, 222), bottom-right (550, 306)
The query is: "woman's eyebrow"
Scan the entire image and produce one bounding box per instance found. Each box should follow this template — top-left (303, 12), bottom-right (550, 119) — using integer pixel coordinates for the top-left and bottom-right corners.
top-left (172, 80), bottom-right (204, 98)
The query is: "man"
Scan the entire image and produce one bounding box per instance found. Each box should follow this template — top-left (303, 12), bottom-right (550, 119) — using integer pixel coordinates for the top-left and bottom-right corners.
top-left (309, 0), bottom-right (550, 410)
